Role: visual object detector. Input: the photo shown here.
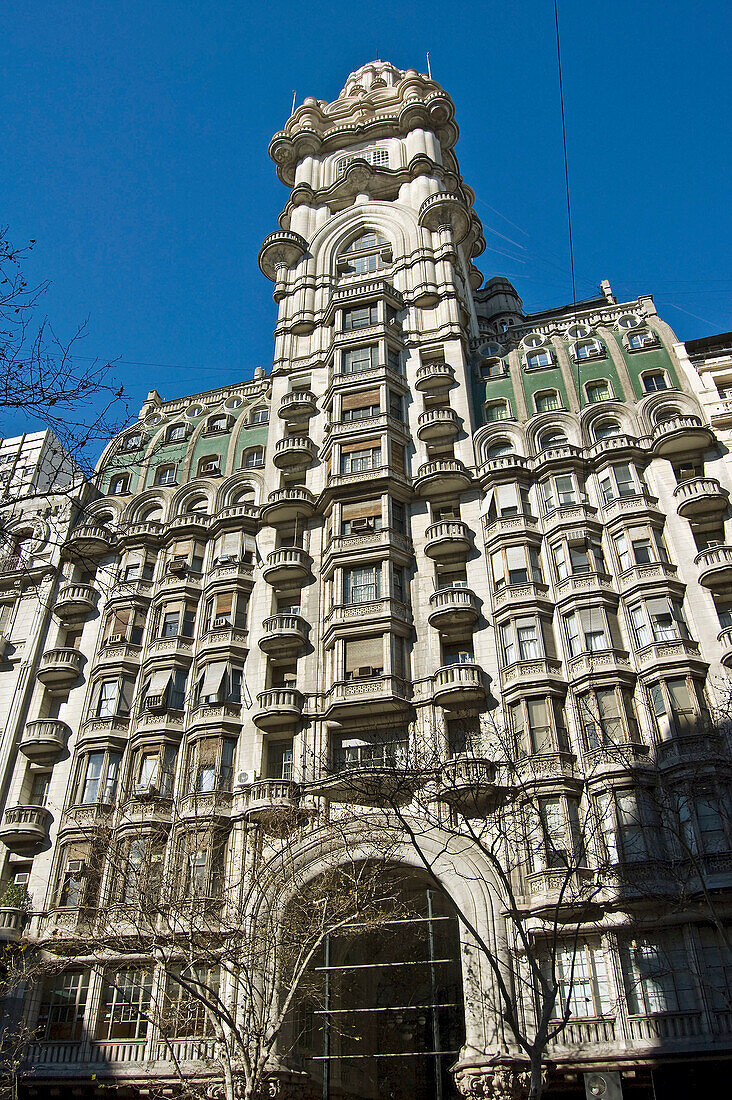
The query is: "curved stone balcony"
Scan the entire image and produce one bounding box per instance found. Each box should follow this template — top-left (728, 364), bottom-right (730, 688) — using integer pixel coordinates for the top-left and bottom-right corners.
top-left (0, 805), bottom-right (52, 855)
top-left (424, 520), bottom-right (471, 560)
top-left (541, 502), bottom-right (599, 536)
top-left (587, 433), bottom-right (642, 464)
top-left (258, 228), bottom-right (308, 283)
top-left (427, 586), bottom-right (480, 633)
top-left (673, 476), bottom-right (729, 519)
top-left (116, 519), bottom-right (164, 547)
top-left (415, 362), bottom-right (455, 392)
top-left (414, 459), bottom-right (471, 499)
top-left (253, 688), bottom-right (304, 731)
top-left (551, 573), bottom-right (616, 604)
top-left (260, 487), bottom-right (316, 526)
top-left (273, 435), bottom-right (317, 469)
top-left (432, 663), bottom-right (485, 708)
top-left (477, 453), bottom-right (531, 488)
top-left (210, 502), bottom-right (259, 534)
top-left (566, 648), bottom-right (634, 685)
top-left (36, 647), bottom-right (84, 690)
top-left (262, 547), bottom-right (311, 586)
top-left (438, 756), bottom-right (497, 814)
top-left (258, 614), bottom-right (309, 657)
top-left (651, 415), bottom-right (714, 457)
top-left (18, 719), bottom-right (70, 764)
top-left (695, 545), bottom-right (732, 588)
top-left (718, 627), bottom-right (732, 669)
top-left (0, 907), bottom-right (27, 943)
top-left (532, 444), bottom-right (584, 475)
top-left (242, 779), bottom-right (302, 823)
top-left (416, 407), bottom-right (460, 443)
top-left (54, 582), bottom-right (97, 621)
top-left (600, 492), bottom-right (663, 526)
top-left (634, 637), bottom-right (704, 675)
top-left (63, 524), bottom-right (114, 559)
top-left (278, 389), bottom-right (317, 420)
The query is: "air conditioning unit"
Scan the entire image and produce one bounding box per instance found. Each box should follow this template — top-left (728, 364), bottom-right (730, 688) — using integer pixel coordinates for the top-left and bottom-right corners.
top-left (201, 462), bottom-right (219, 474)
top-left (354, 666), bottom-right (374, 679)
top-left (13, 872), bottom-right (30, 886)
top-left (212, 616), bottom-right (231, 629)
top-left (168, 557), bottom-right (187, 574)
top-left (134, 783), bottom-right (159, 799)
top-left (235, 769), bottom-right (258, 788)
top-left (106, 633), bottom-right (124, 646)
top-left (145, 694), bottom-right (165, 712)
top-left (350, 518), bottom-right (374, 532)
top-left (66, 860), bottom-right (85, 875)
top-left (215, 554), bottom-right (237, 565)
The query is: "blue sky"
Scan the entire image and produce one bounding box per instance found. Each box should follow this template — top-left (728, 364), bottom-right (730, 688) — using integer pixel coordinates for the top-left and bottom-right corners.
top-left (2, 0), bottom-right (730, 439)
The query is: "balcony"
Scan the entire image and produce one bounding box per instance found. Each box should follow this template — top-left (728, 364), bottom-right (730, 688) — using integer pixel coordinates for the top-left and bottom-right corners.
top-left (243, 779), bottom-right (302, 823)
top-left (566, 648), bottom-right (634, 684)
top-left (324, 598), bottom-right (411, 639)
top-left (634, 637), bottom-right (705, 675)
top-left (54, 582), bottom-right (97, 621)
top-left (651, 415), bottom-right (714, 457)
top-left (424, 520), bottom-right (471, 560)
top-left (253, 688), bottom-right (304, 731)
top-left (116, 519), bottom-right (164, 547)
top-left (260, 487), bottom-right (316, 526)
top-left (324, 675), bottom-right (411, 721)
top-left (524, 867), bottom-right (596, 913)
top-left (0, 908), bottom-right (27, 943)
top-left (718, 627), bottom-right (732, 668)
top-left (0, 805), bottom-right (52, 855)
top-left (695, 545), bottom-right (732, 588)
top-left (432, 663), bottom-right (485, 708)
top-left (656, 732), bottom-right (726, 769)
top-left (63, 524), bottom-right (115, 559)
top-left (36, 647), bottom-right (84, 690)
top-left (310, 760), bottom-right (414, 806)
top-left (18, 719), bottom-right (70, 764)
top-left (428, 587), bottom-right (480, 633)
top-left (617, 561), bottom-right (681, 596)
top-left (600, 492), bottom-right (663, 526)
top-left (278, 389), bottom-right (317, 420)
top-left (587, 433), bottom-right (642, 463)
top-left (416, 407), bottom-right (460, 443)
top-left (258, 614), bottom-right (309, 657)
top-left (552, 572), bottom-right (616, 604)
top-left (198, 625), bottom-right (249, 658)
top-left (541, 503), bottom-right (599, 536)
top-left (120, 794), bottom-right (174, 827)
top-left (500, 658), bottom-right (565, 695)
top-left (415, 362), bottom-right (455, 392)
top-left (325, 527), bottom-right (413, 562)
top-left (438, 757), bottom-right (497, 814)
top-left (211, 503), bottom-right (259, 534)
top-left (273, 435), bottom-right (317, 470)
top-left (482, 512), bottom-right (539, 545)
top-left (262, 547), bottom-right (311, 585)
top-left (205, 558), bottom-right (255, 587)
top-left (532, 444), bottom-right (584, 475)
top-left (673, 476), bottom-right (729, 518)
top-left (492, 581), bottom-right (552, 613)
top-left (414, 459), bottom-right (471, 499)
top-left (477, 454), bottom-right (530, 488)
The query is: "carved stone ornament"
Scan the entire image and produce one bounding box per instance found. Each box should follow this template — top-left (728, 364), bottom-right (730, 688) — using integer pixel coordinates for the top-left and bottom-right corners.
top-left (454, 1061), bottom-right (546, 1100)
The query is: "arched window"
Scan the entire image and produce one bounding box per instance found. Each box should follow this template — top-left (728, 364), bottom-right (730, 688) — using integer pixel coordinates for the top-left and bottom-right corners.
top-left (109, 475), bottom-right (130, 496)
top-left (480, 358), bottom-right (505, 379)
top-left (184, 496), bottom-right (209, 515)
top-left (484, 441), bottom-right (514, 459)
top-left (139, 505), bottom-right (163, 523)
top-left (524, 333), bottom-right (546, 349)
top-left (642, 370), bottom-right (669, 393)
top-left (628, 330), bottom-right (657, 351)
top-left (250, 406), bottom-right (269, 424)
top-left (206, 414), bottom-right (229, 434)
top-left (242, 447), bottom-right (264, 469)
top-left (652, 405), bottom-right (682, 426)
top-left (593, 419), bottom-right (622, 441)
top-left (586, 380), bottom-right (613, 403)
top-left (535, 390), bottom-right (562, 414)
top-left (539, 428), bottom-right (568, 449)
top-left (197, 455), bottom-right (221, 477)
top-left (231, 488), bottom-right (256, 506)
top-left (167, 424), bottom-right (187, 444)
top-left (526, 350), bottom-right (552, 370)
top-left (339, 231), bottom-right (391, 275)
top-left (484, 400), bottom-right (511, 423)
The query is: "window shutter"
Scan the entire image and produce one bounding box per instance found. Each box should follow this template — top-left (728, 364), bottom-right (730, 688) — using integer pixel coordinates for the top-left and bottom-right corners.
top-left (342, 389), bottom-right (379, 411)
top-left (345, 636), bottom-right (383, 673)
top-left (506, 546), bottom-right (526, 571)
top-left (200, 662), bottom-right (228, 697)
top-left (391, 441), bottom-right (404, 469)
top-left (215, 593), bottom-right (234, 616)
top-left (342, 438), bottom-right (379, 454)
top-left (342, 500), bottom-right (381, 521)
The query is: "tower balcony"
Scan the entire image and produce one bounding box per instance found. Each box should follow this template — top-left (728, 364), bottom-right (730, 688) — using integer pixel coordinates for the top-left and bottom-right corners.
top-left (673, 477), bottom-right (729, 519)
top-left (63, 524), bottom-right (115, 559)
top-left (18, 719), bottom-right (70, 764)
top-left (414, 459), bottom-right (471, 499)
top-left (427, 586), bottom-right (480, 633)
top-left (414, 363), bottom-right (455, 392)
top-left (278, 389), bottom-right (317, 421)
top-left (258, 614), bottom-right (309, 657)
top-left (416, 407), bottom-right (460, 443)
top-left (432, 663), bottom-right (485, 708)
top-left (651, 415), bottom-right (714, 457)
top-left (36, 647), bottom-right (84, 690)
top-left (424, 520), bottom-right (471, 560)
top-left (438, 756), bottom-right (497, 814)
top-left (260, 487), bottom-right (316, 526)
top-left (242, 779), bottom-right (302, 823)
top-left (0, 805), bottom-right (52, 855)
top-left (273, 435), bottom-right (317, 469)
top-left (262, 547), bottom-right (311, 585)
top-left (717, 627), bottom-right (732, 669)
top-left (324, 675), bottom-right (411, 721)
top-left (253, 688), bottom-right (304, 731)
top-left (695, 545), bottom-right (732, 589)
top-left (54, 582), bottom-right (97, 621)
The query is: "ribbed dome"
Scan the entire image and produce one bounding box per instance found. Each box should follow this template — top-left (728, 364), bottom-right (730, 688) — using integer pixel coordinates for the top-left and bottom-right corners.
top-left (339, 60), bottom-right (406, 99)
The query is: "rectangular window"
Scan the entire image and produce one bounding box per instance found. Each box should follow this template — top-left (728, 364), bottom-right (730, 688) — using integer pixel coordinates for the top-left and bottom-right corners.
top-left (555, 944), bottom-right (613, 1019)
top-left (343, 304), bottom-right (378, 330)
top-left (98, 970), bottom-right (152, 1040)
top-left (344, 565), bottom-right (381, 604)
top-left (340, 445), bottom-right (381, 473)
top-left (343, 345), bottom-right (378, 374)
top-left (620, 937), bottom-right (696, 1015)
top-left (38, 972), bottom-right (90, 1040)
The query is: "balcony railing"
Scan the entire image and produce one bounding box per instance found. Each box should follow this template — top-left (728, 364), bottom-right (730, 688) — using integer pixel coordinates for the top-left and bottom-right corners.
top-left (18, 719), bottom-right (70, 763)
top-left (54, 582), bottom-right (97, 620)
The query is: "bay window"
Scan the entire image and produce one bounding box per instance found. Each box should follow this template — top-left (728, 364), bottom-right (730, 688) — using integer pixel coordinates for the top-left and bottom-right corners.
top-left (38, 971), bottom-right (89, 1040)
top-left (697, 929), bottom-right (732, 1010)
top-left (54, 842), bottom-right (93, 908)
top-left (340, 440), bottom-right (381, 473)
top-left (75, 750), bottom-right (122, 805)
top-left (554, 942), bottom-right (613, 1019)
top-left (196, 663), bottom-right (243, 706)
top-left (119, 834), bottom-right (165, 904)
top-left (526, 795), bottom-right (583, 871)
top-left (187, 737), bottom-right (236, 793)
top-left (163, 965), bottom-right (220, 1036)
top-left (340, 498), bottom-right (383, 534)
top-left (563, 608), bottom-right (612, 656)
top-left (98, 969), bottom-right (152, 1040)
top-left (120, 553), bottom-right (156, 582)
top-left (540, 474), bottom-right (580, 513)
top-left (576, 686), bottom-right (639, 749)
top-left (490, 544), bottom-right (543, 589)
top-left (551, 537), bottom-right (606, 580)
top-left (204, 590), bottom-right (249, 630)
top-left (344, 564), bottom-right (381, 603)
top-left (344, 635), bottom-right (384, 680)
top-left (166, 539), bottom-right (205, 574)
top-left (343, 303), bottom-right (378, 330)
top-left (158, 599), bottom-right (197, 638)
top-left (508, 695), bottom-right (568, 756)
top-left (179, 829), bottom-right (228, 897)
top-left (499, 616), bottom-right (545, 665)
top-left (620, 936), bottom-right (696, 1015)
top-left (485, 482), bottom-right (532, 521)
top-left (595, 788), bottom-right (658, 863)
top-left (613, 526), bottom-right (668, 572)
top-left (131, 744), bottom-right (177, 797)
top-left (92, 676), bottom-right (134, 719)
top-left (598, 462), bottom-right (644, 503)
top-left (103, 605), bottom-right (145, 645)
top-left (141, 668), bottom-right (188, 713)
top-left (342, 344), bottom-right (378, 374)
top-left (629, 597), bottom-right (689, 648)
top-left (676, 790), bottom-right (729, 854)
top-left (648, 677), bottom-right (706, 737)
top-left (341, 388), bottom-right (380, 421)
top-left (333, 729), bottom-right (409, 771)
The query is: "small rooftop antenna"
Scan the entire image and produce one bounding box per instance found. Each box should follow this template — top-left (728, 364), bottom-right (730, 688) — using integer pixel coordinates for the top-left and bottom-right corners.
top-left (426, 52), bottom-right (432, 79)
top-left (291, 90), bottom-right (297, 114)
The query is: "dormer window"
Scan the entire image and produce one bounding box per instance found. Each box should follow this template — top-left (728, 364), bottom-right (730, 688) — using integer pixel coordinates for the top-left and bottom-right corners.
top-left (206, 415), bottom-right (228, 434)
top-left (628, 331), bottom-right (658, 351)
top-left (250, 407), bottom-right (269, 424)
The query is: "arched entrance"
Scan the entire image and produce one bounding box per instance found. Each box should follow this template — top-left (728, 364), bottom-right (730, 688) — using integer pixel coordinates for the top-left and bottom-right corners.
top-left (296, 871), bottom-right (465, 1100)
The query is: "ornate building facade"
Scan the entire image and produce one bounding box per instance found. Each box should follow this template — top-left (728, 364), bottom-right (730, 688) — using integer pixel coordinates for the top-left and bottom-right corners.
top-left (0, 62), bottom-right (730, 1100)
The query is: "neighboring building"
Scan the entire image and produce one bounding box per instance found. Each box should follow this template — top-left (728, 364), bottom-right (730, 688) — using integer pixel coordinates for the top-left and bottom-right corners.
top-left (0, 431), bottom-right (80, 502)
top-left (0, 62), bottom-right (730, 1100)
